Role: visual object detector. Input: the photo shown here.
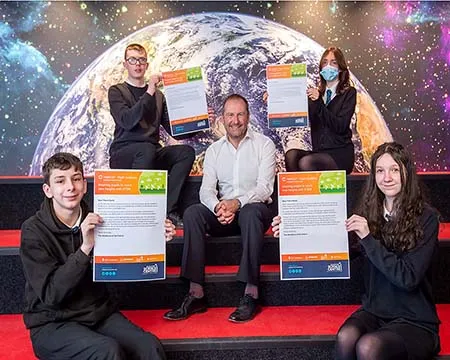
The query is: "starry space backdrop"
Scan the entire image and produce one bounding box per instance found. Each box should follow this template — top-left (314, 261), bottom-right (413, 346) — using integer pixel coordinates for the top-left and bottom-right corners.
top-left (0, 1), bottom-right (449, 175)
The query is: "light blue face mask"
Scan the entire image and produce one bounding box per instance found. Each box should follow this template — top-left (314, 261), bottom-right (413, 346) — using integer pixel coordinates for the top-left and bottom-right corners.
top-left (320, 65), bottom-right (339, 81)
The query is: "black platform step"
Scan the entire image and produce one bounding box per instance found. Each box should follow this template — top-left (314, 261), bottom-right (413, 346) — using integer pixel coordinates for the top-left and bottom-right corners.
top-left (164, 336), bottom-right (335, 360)
top-left (164, 338), bottom-right (450, 360)
top-left (3, 249), bottom-right (450, 314)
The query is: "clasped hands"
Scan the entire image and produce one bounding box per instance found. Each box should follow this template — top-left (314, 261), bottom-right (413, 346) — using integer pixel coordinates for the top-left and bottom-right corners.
top-left (214, 199), bottom-right (241, 225)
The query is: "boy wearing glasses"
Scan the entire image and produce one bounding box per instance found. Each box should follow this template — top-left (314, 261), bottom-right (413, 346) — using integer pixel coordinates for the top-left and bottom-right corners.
top-left (163, 94), bottom-right (276, 323)
top-left (108, 43), bottom-right (195, 226)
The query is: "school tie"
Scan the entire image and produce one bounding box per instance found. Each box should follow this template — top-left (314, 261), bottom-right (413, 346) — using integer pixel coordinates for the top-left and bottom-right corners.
top-left (325, 89), bottom-right (332, 105)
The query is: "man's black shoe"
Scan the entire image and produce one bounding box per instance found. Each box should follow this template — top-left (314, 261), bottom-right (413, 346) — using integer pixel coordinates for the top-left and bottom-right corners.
top-left (168, 212), bottom-right (183, 227)
top-left (228, 294), bottom-right (260, 323)
top-left (163, 294), bottom-right (207, 320)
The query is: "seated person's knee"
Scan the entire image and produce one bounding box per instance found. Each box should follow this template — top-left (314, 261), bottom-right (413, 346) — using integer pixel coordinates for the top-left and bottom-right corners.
top-left (94, 337), bottom-right (124, 359)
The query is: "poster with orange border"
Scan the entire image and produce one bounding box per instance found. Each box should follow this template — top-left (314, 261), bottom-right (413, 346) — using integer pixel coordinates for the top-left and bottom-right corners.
top-left (266, 63), bottom-right (308, 128)
top-left (162, 66), bottom-right (209, 136)
top-left (93, 169), bottom-right (167, 282)
top-left (278, 170), bottom-right (350, 280)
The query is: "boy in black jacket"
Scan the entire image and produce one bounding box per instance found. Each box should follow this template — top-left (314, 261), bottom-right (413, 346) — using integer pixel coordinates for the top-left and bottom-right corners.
top-left (108, 43), bottom-right (196, 226)
top-left (20, 152), bottom-right (173, 360)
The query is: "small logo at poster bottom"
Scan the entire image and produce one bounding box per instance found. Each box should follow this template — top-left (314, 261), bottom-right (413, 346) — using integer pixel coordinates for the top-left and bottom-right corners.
top-left (142, 264), bottom-right (159, 275)
top-left (288, 267), bottom-right (303, 274)
top-left (327, 262), bottom-right (343, 273)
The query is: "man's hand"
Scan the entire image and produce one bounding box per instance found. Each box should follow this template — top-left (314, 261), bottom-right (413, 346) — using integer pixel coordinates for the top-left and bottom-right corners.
top-left (214, 201), bottom-right (225, 215)
top-left (215, 201), bottom-right (233, 224)
top-left (214, 199), bottom-right (240, 225)
top-left (345, 214), bottom-right (370, 239)
top-left (80, 213), bottom-right (103, 256)
top-left (271, 215), bottom-right (281, 238)
top-left (146, 74), bottom-right (162, 96)
top-left (164, 218), bottom-right (176, 242)
top-left (217, 210), bottom-right (235, 225)
top-left (220, 199), bottom-right (241, 214)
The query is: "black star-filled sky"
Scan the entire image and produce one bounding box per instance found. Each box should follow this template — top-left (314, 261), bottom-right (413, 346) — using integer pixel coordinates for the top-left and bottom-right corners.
top-left (0, 1), bottom-right (449, 175)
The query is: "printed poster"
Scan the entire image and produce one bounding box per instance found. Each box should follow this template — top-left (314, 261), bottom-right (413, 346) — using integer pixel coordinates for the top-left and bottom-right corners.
top-left (266, 63), bottom-right (309, 128)
top-left (93, 169), bottom-right (167, 282)
top-left (278, 171), bottom-right (350, 280)
top-left (162, 66), bottom-right (209, 136)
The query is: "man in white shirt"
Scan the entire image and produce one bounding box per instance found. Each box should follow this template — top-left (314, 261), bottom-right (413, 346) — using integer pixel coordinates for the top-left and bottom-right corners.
top-left (163, 94), bottom-right (276, 323)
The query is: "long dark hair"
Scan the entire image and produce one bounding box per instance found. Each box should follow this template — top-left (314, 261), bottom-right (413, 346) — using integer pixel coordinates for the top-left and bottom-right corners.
top-left (318, 47), bottom-right (351, 96)
top-left (356, 142), bottom-right (425, 252)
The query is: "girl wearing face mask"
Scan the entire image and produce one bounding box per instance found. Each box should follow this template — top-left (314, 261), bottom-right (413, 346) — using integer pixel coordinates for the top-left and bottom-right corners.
top-left (285, 47), bottom-right (357, 174)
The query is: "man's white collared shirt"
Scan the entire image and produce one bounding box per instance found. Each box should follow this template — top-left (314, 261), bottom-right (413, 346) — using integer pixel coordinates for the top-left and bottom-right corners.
top-left (200, 129), bottom-right (276, 214)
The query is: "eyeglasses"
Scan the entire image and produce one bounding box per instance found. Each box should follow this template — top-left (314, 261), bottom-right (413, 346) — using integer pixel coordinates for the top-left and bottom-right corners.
top-left (126, 57), bottom-right (148, 65)
top-left (224, 112), bottom-right (248, 120)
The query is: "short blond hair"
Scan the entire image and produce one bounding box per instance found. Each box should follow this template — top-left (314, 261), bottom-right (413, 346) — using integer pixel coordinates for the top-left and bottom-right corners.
top-left (124, 43), bottom-right (147, 59)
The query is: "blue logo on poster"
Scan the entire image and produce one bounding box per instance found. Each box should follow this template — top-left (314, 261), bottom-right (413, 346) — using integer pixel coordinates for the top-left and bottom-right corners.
top-left (288, 268), bottom-right (303, 274)
top-left (101, 271), bottom-right (117, 276)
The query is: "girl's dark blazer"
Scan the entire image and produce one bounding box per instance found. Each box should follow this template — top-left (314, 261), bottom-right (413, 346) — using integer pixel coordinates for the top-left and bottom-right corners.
top-left (308, 86), bottom-right (357, 151)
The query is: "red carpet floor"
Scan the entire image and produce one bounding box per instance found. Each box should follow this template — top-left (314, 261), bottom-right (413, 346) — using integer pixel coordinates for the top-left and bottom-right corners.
top-left (0, 305), bottom-right (449, 360)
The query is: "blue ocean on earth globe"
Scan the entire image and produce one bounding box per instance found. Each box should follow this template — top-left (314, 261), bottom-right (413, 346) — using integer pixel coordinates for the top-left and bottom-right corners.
top-left (30, 12), bottom-right (392, 176)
